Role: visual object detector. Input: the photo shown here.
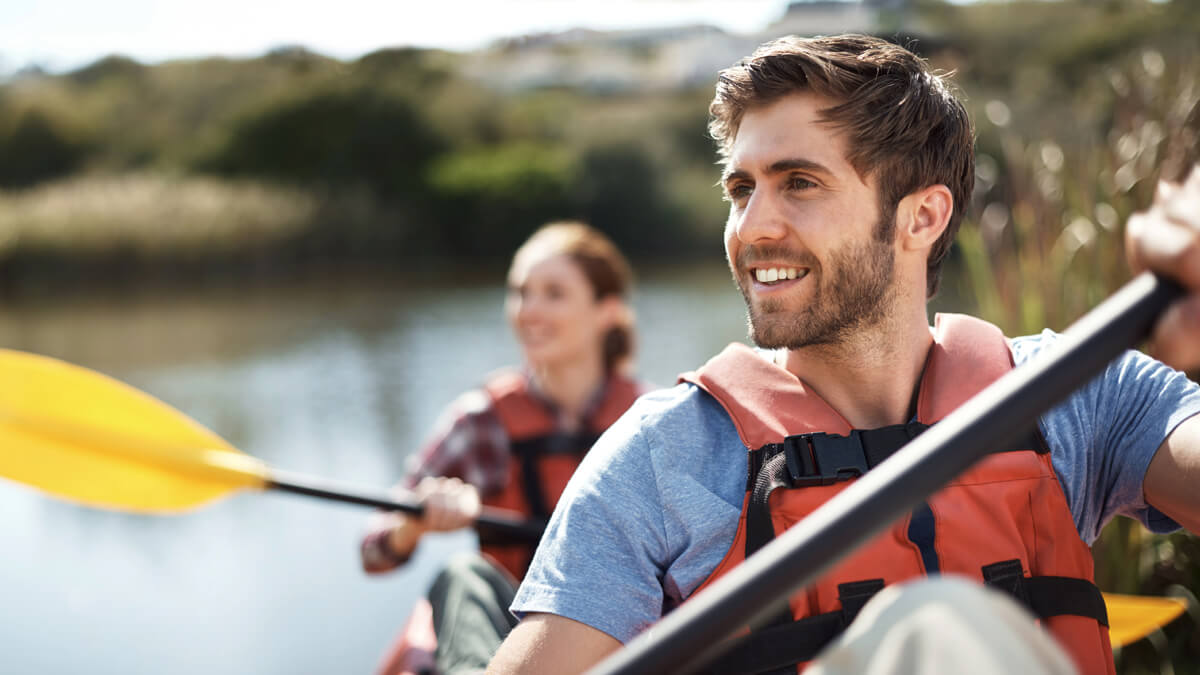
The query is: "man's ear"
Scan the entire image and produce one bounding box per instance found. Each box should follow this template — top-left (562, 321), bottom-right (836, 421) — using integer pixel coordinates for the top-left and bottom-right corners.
top-left (896, 184), bottom-right (954, 252)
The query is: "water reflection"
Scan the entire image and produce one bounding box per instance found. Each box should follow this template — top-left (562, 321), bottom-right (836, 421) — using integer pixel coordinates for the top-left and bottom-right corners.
top-left (0, 263), bottom-right (750, 674)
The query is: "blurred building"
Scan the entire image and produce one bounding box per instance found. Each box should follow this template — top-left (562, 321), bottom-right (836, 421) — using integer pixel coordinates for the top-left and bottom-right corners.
top-left (462, 0), bottom-right (935, 94)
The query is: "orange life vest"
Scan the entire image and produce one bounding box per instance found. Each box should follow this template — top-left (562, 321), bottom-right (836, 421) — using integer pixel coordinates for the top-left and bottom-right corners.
top-left (376, 371), bottom-right (644, 675)
top-left (680, 314), bottom-right (1113, 675)
top-left (480, 369), bottom-right (643, 580)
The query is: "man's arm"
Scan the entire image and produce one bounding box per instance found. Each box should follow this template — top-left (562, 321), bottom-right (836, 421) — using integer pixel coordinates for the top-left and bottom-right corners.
top-left (1129, 167), bottom-right (1200, 534)
top-left (487, 613), bottom-right (621, 675)
top-left (1144, 413), bottom-right (1200, 534)
top-left (1126, 168), bottom-right (1200, 370)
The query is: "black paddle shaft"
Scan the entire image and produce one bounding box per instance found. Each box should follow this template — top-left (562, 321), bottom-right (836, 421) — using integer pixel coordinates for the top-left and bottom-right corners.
top-left (589, 272), bottom-right (1183, 675)
top-left (266, 470), bottom-right (546, 544)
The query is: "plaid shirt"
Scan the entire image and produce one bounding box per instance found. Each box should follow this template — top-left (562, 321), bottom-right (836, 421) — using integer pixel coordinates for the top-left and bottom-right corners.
top-left (361, 375), bottom-right (616, 573)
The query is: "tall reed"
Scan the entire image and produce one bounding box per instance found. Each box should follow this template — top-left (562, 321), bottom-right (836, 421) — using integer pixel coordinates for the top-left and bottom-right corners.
top-left (956, 47), bottom-right (1200, 673)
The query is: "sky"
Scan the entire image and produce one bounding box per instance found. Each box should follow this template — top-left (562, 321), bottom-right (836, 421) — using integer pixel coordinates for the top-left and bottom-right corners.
top-left (0, 0), bottom-right (798, 75)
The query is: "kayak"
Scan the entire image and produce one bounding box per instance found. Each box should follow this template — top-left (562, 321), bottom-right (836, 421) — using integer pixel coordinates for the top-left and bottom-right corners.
top-left (371, 591), bottom-right (1188, 674)
top-left (376, 597), bottom-right (436, 675)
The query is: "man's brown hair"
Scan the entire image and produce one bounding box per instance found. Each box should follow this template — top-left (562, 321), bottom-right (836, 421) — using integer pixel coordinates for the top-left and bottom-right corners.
top-left (710, 34), bottom-right (974, 298)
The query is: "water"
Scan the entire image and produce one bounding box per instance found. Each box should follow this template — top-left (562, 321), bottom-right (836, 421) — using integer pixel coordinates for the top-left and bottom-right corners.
top-left (0, 263), bottom-right (751, 674)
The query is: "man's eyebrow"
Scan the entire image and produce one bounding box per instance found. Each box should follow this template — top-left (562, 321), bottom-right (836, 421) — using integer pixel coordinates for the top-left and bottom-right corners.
top-left (721, 158), bottom-right (833, 184)
top-left (767, 158), bottom-right (832, 175)
top-left (720, 168), bottom-right (750, 185)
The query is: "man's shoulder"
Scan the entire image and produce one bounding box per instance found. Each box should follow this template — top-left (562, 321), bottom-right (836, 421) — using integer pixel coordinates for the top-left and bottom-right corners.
top-left (592, 381), bottom-right (741, 467)
top-left (620, 381), bottom-right (732, 431)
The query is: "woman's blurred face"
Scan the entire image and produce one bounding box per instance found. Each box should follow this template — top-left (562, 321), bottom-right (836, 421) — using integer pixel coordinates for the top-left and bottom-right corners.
top-left (506, 252), bottom-right (609, 371)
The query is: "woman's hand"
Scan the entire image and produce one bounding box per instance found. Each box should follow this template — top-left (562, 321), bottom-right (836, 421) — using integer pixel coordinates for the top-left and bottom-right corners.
top-left (412, 475), bottom-right (483, 532)
top-left (1126, 166), bottom-right (1200, 370)
top-left (377, 476), bottom-right (483, 561)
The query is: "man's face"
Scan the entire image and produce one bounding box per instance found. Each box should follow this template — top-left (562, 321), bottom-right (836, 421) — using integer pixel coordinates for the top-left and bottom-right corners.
top-left (722, 92), bottom-right (897, 350)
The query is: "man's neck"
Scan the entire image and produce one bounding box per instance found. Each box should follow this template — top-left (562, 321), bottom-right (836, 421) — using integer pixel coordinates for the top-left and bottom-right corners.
top-left (779, 306), bottom-right (933, 429)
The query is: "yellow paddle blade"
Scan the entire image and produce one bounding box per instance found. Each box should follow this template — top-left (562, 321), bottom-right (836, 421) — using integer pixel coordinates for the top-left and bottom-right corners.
top-left (1103, 592), bottom-right (1189, 647)
top-left (0, 349), bottom-right (268, 513)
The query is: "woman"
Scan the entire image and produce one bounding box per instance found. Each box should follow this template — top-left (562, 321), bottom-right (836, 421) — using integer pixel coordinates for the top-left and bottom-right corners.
top-left (361, 221), bottom-right (645, 675)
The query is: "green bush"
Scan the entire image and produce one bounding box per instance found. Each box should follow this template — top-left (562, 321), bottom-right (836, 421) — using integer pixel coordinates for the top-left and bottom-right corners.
top-left (0, 108), bottom-right (91, 188)
top-left (197, 87), bottom-right (446, 200)
top-left (427, 142), bottom-right (579, 255)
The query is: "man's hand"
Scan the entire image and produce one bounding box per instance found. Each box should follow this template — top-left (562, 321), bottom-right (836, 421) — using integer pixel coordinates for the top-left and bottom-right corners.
top-left (1126, 166), bottom-right (1200, 370)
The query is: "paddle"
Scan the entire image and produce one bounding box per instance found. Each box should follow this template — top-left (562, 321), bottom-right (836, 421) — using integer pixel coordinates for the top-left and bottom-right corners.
top-left (0, 348), bottom-right (545, 544)
top-left (588, 270), bottom-right (1188, 675)
top-left (1105, 593), bottom-right (1189, 648)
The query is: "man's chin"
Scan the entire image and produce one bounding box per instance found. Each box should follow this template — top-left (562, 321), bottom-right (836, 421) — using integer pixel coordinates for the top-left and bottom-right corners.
top-left (747, 315), bottom-right (796, 350)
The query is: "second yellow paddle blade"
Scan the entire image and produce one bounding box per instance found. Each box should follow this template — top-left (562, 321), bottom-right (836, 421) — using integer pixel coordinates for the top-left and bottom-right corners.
top-left (1103, 592), bottom-right (1189, 647)
top-left (0, 349), bottom-right (268, 513)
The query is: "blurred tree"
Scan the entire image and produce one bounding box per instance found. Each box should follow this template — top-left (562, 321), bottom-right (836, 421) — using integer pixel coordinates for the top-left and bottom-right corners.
top-left (572, 142), bottom-right (692, 254)
top-left (67, 55), bottom-right (147, 86)
top-left (196, 87), bottom-right (445, 201)
top-left (0, 107), bottom-right (90, 188)
top-left (427, 142), bottom-right (578, 256)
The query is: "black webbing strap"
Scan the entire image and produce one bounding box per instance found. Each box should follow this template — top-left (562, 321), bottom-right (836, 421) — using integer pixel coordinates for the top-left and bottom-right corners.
top-left (732, 422), bottom-right (1053, 672)
top-left (697, 580), bottom-right (885, 675)
top-left (510, 431), bottom-right (601, 519)
top-left (744, 422), bottom-right (1049, 493)
top-left (743, 422), bottom-right (1049, 557)
top-left (982, 559), bottom-right (1110, 627)
top-left (744, 451), bottom-right (796, 634)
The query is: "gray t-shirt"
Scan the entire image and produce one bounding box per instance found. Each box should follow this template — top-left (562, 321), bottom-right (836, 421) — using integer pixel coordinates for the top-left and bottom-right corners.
top-left (511, 331), bottom-right (1200, 644)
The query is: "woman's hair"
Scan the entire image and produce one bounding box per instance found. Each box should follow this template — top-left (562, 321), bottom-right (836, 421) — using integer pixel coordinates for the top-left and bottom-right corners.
top-left (511, 221), bottom-right (635, 374)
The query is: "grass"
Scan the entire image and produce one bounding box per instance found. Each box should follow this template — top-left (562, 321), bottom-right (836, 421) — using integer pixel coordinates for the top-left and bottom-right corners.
top-left (954, 47), bottom-right (1200, 673)
top-left (0, 173), bottom-right (313, 257)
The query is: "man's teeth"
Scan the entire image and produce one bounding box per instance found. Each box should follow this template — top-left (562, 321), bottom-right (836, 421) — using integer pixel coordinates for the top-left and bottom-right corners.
top-left (755, 268), bottom-right (803, 283)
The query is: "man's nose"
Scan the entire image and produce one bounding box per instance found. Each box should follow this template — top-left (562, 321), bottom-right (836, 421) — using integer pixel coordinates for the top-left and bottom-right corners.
top-left (733, 191), bottom-right (789, 244)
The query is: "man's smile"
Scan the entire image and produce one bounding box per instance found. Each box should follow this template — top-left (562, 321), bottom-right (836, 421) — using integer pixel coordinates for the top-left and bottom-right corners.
top-left (751, 266), bottom-right (809, 285)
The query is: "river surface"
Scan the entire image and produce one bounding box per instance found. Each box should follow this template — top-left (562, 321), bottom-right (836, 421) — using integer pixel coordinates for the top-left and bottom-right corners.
top-left (0, 262), bottom-right (769, 674)
top-left (0, 260), bottom-right (973, 674)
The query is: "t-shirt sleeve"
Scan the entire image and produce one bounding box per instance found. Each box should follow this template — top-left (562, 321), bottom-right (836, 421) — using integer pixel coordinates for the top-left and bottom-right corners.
top-left (1015, 330), bottom-right (1200, 544)
top-left (510, 400), bottom-right (673, 644)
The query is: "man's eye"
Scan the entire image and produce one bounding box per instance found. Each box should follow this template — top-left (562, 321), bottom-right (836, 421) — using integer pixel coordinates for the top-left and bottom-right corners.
top-left (725, 184), bottom-right (752, 201)
top-left (788, 176), bottom-right (816, 191)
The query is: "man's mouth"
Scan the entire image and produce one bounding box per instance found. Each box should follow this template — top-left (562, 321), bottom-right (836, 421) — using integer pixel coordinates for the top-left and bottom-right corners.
top-left (752, 266), bottom-right (808, 285)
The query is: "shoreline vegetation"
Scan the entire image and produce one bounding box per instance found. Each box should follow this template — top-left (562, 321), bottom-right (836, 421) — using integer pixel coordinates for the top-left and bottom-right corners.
top-left (1, 1), bottom-right (1192, 300)
top-left (3, 1), bottom-right (1199, 670)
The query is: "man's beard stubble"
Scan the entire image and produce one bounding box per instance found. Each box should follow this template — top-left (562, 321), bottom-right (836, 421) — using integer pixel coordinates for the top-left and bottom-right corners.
top-left (735, 222), bottom-right (897, 351)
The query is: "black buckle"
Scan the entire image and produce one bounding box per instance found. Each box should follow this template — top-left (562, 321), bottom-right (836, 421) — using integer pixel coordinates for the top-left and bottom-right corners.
top-left (783, 431), bottom-right (871, 487)
top-left (981, 559), bottom-right (1030, 606)
top-left (838, 579), bottom-right (885, 625)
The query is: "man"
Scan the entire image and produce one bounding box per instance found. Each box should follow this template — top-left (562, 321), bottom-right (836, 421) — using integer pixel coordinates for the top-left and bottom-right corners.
top-left (488, 35), bottom-right (1200, 674)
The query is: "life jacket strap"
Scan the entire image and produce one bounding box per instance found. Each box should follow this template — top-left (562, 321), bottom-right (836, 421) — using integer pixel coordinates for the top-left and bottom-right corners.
top-left (700, 567), bottom-right (1105, 675)
top-left (510, 431), bottom-right (601, 519)
top-left (730, 423), bottom-right (1061, 672)
top-left (698, 579), bottom-right (885, 675)
top-left (744, 423), bottom-right (1048, 559)
top-left (982, 559), bottom-right (1109, 626)
top-left (745, 422), bottom-right (1049, 492)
